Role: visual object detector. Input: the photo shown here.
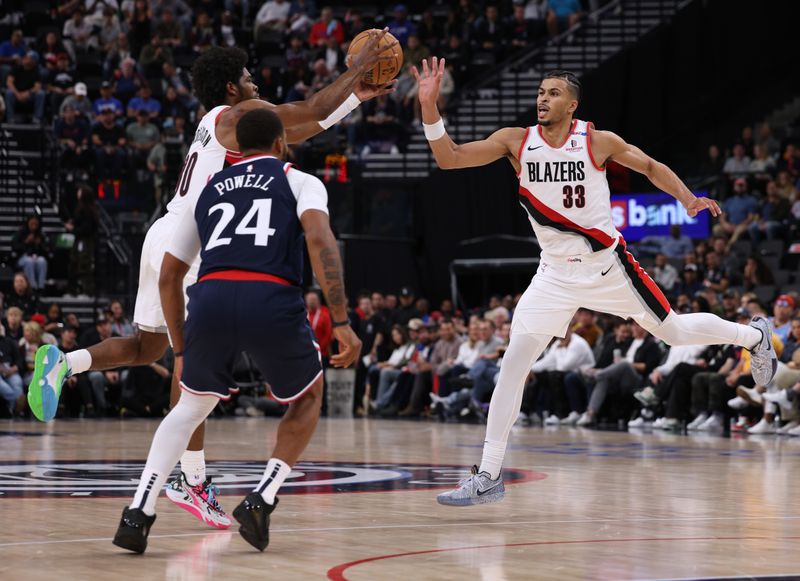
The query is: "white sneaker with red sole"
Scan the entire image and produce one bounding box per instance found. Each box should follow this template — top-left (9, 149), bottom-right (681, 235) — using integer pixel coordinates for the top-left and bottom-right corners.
top-left (166, 472), bottom-right (231, 529)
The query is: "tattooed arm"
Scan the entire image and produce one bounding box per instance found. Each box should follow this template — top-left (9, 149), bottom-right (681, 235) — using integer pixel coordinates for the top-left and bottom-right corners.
top-left (300, 209), bottom-right (362, 368)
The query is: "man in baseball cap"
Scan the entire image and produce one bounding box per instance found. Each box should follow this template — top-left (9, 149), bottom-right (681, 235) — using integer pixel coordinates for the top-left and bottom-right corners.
top-left (771, 294), bottom-right (797, 342)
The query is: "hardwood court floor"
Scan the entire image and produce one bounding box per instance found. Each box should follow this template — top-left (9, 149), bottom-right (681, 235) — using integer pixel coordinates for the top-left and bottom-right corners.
top-left (2, 418), bottom-right (800, 580)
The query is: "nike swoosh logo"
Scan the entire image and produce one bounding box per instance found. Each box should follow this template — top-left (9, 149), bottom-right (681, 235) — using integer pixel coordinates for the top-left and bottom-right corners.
top-left (476, 483), bottom-right (502, 496)
top-left (527, 145), bottom-right (543, 151)
top-left (601, 266), bottom-right (612, 276)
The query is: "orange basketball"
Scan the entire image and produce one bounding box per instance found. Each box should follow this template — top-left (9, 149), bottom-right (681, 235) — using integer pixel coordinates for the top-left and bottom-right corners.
top-left (347, 29), bottom-right (403, 86)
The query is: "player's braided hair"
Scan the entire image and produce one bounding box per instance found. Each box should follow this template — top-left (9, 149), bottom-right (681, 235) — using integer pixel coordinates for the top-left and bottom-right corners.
top-left (191, 47), bottom-right (249, 110)
top-left (543, 70), bottom-right (581, 100)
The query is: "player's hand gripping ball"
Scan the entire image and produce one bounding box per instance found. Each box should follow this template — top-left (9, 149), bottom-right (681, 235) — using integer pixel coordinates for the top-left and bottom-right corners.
top-left (347, 29), bottom-right (403, 86)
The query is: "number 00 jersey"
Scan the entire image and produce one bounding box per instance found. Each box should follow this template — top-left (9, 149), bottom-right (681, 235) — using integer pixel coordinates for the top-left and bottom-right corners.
top-left (517, 119), bottom-right (620, 258)
top-left (167, 155), bottom-right (329, 285)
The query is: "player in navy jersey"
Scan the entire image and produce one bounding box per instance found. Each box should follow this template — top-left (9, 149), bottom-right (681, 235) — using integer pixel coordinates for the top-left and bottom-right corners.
top-left (113, 109), bottom-right (362, 554)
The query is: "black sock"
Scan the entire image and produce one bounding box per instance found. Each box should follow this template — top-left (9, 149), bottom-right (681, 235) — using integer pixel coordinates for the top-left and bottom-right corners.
top-left (786, 388), bottom-right (796, 402)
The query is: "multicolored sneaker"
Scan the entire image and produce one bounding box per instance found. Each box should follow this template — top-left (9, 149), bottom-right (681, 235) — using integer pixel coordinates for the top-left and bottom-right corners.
top-left (27, 344), bottom-right (69, 422)
top-left (165, 473), bottom-right (232, 529)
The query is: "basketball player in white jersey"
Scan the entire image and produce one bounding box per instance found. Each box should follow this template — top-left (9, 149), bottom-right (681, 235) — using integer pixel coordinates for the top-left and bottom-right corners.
top-left (29, 38), bottom-right (395, 526)
top-left (413, 59), bottom-right (777, 506)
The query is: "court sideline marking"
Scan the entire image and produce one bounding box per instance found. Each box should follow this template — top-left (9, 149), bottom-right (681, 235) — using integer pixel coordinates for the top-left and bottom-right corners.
top-left (1, 514), bottom-right (799, 548)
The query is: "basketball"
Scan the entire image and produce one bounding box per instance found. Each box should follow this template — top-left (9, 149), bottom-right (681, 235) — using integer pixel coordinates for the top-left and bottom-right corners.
top-left (347, 29), bottom-right (403, 86)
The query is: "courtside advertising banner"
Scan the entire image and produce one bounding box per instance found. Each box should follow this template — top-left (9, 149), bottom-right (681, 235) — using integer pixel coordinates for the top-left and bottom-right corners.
top-left (610, 191), bottom-right (710, 241)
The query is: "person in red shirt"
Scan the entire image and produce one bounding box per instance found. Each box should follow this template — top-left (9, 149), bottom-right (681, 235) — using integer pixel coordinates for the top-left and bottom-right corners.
top-left (308, 7), bottom-right (345, 48)
top-left (306, 289), bottom-right (332, 356)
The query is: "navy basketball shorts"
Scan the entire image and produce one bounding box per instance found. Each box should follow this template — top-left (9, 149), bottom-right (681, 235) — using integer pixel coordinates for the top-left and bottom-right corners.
top-left (181, 279), bottom-right (322, 402)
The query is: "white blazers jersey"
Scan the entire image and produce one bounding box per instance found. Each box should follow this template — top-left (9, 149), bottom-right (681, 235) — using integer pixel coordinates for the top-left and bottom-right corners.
top-left (164, 105), bottom-right (242, 218)
top-left (517, 119), bottom-right (620, 258)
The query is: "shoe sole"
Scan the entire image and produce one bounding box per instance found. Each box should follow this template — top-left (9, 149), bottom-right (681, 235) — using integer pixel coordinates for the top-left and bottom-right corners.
top-left (165, 488), bottom-right (232, 529)
top-left (112, 529), bottom-right (148, 553)
top-left (232, 503), bottom-right (269, 551)
top-left (436, 486), bottom-right (506, 507)
top-left (750, 317), bottom-right (778, 385)
top-left (27, 345), bottom-right (66, 422)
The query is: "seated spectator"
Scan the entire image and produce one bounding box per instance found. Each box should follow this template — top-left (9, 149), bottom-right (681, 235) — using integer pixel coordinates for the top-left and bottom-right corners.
top-left (441, 34), bottom-right (468, 83)
top-left (55, 104), bottom-right (91, 172)
top-left (0, 29), bottom-right (27, 78)
top-left (127, 84), bottom-right (161, 121)
top-left (571, 308), bottom-right (602, 348)
top-left (770, 295), bottom-right (796, 344)
top-left (673, 343), bottom-right (739, 432)
top-left (5, 52), bottom-right (45, 123)
top-left (472, 4), bottom-right (506, 58)
top-left (0, 323), bottom-right (24, 416)
top-left (316, 37), bottom-right (346, 74)
top-left (748, 181), bottom-right (790, 245)
top-left (577, 322), bottom-right (662, 426)
top-left (378, 320), bottom-right (436, 417)
top-left (46, 53), bottom-right (76, 113)
top-left (387, 4), bottom-right (417, 47)
top-left (218, 11), bottom-right (240, 48)
top-left (59, 82), bottom-right (92, 118)
top-left (285, 34), bottom-right (309, 72)
top-left (362, 94), bottom-right (403, 155)
top-left (126, 0), bottom-right (153, 58)
top-left (642, 224), bottom-right (694, 259)
top-left (741, 255), bottom-right (774, 291)
top-left (92, 109), bottom-right (127, 182)
top-left (675, 263), bottom-right (703, 297)
top-left (525, 327), bottom-right (595, 425)
top-left (109, 300), bottom-right (135, 337)
top-left (400, 319), bottom-right (462, 418)
top-left (776, 170), bottom-right (797, 200)
top-left (42, 302), bottom-right (63, 337)
top-left (66, 184), bottom-right (100, 295)
top-left (701, 252), bottom-right (730, 294)
top-left (156, 9), bottom-right (184, 49)
top-left (749, 144), bottom-right (776, 185)
top-left (19, 321), bottom-right (46, 387)
top-left (508, 2), bottom-right (538, 51)
top-left (190, 11), bottom-right (216, 54)
top-left (3, 307), bottom-right (24, 344)
top-left (416, 10), bottom-right (441, 49)
top-left (546, 0), bottom-right (584, 35)
top-left (139, 35), bottom-right (174, 78)
top-left (715, 177), bottom-right (758, 247)
top-left (289, 0), bottom-right (316, 35)
top-left (105, 33), bottom-right (133, 77)
top-left (126, 109), bottom-right (160, 169)
top-left (368, 324), bottom-right (415, 411)
top-left (93, 81), bottom-right (124, 119)
top-left (435, 320), bottom-right (481, 399)
top-left (12, 216), bottom-right (51, 290)
top-left (119, 357), bottom-right (172, 417)
top-left (652, 253), bottom-right (679, 295)
top-left (722, 143), bottom-right (751, 180)
top-left (523, 0), bottom-right (549, 38)
top-left (114, 58), bottom-right (145, 104)
top-left (161, 62), bottom-right (198, 111)
top-left (776, 144), bottom-right (799, 180)
top-left (403, 34), bottom-right (430, 68)
top-left (97, 7), bottom-right (122, 54)
top-left (151, 0), bottom-right (193, 30)
top-left (254, 64), bottom-right (282, 104)
top-left (255, 0), bottom-right (291, 40)
top-left (309, 6), bottom-right (345, 48)
top-left (62, 8), bottom-right (94, 56)
top-left (78, 316), bottom-right (124, 416)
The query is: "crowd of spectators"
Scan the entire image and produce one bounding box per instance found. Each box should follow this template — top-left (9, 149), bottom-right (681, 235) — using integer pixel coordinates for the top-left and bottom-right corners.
top-left (0, 0), bottom-right (592, 212)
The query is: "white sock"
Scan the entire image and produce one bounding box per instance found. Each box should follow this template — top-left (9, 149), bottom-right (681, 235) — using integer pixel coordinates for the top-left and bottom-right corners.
top-left (254, 458), bottom-right (291, 505)
top-left (129, 392), bottom-right (217, 515)
top-left (479, 440), bottom-right (507, 480)
top-left (65, 349), bottom-right (92, 375)
top-left (181, 449), bottom-right (206, 486)
top-left (478, 332), bottom-right (551, 480)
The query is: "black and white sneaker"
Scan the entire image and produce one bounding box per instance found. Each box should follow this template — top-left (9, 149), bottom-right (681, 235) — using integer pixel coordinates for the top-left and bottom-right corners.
top-left (112, 507), bottom-right (156, 554)
top-left (749, 316), bottom-right (778, 386)
top-left (232, 492), bottom-right (278, 552)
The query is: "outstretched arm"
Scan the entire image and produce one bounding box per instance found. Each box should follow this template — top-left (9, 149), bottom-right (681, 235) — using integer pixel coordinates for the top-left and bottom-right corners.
top-left (591, 129), bottom-right (721, 218)
top-left (414, 57), bottom-right (520, 169)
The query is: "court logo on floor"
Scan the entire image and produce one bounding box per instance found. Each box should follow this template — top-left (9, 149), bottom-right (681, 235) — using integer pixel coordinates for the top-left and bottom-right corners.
top-left (0, 461), bottom-right (545, 498)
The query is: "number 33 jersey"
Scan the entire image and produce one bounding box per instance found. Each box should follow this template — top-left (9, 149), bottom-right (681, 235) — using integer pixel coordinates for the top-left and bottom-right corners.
top-left (168, 154), bottom-right (329, 285)
top-left (517, 119), bottom-right (620, 258)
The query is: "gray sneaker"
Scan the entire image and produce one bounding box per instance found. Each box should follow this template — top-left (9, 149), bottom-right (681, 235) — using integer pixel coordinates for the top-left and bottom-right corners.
top-left (749, 316), bottom-right (777, 386)
top-left (436, 465), bottom-right (505, 506)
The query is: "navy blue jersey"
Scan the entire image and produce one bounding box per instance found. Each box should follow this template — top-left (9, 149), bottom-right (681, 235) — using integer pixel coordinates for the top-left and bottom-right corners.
top-left (194, 156), bottom-right (305, 284)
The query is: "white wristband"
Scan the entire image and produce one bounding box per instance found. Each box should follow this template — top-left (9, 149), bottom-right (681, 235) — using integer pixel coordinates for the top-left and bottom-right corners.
top-left (318, 93), bottom-right (361, 129)
top-left (423, 118), bottom-right (446, 141)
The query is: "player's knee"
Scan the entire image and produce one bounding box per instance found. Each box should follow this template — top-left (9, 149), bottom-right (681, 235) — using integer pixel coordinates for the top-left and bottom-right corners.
top-left (650, 316), bottom-right (687, 347)
top-left (293, 377), bottom-right (324, 411)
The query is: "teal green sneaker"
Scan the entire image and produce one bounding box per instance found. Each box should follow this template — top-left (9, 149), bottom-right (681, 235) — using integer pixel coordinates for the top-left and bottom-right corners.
top-left (27, 345), bottom-right (69, 422)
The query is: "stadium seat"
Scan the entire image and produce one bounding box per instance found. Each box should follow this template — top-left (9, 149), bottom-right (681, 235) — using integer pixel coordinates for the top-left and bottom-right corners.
top-left (731, 240), bottom-right (752, 256)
